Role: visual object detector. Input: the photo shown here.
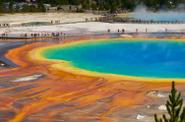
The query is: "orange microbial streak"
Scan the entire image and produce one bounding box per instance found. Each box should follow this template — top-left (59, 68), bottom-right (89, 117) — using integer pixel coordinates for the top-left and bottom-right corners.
top-left (0, 37), bottom-right (183, 122)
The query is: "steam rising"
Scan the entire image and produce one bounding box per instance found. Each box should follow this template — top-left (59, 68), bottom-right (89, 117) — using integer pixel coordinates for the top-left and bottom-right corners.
top-left (130, 4), bottom-right (185, 22)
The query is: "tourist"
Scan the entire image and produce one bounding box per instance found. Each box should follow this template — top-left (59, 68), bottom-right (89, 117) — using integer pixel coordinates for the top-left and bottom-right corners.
top-left (122, 29), bottom-right (125, 33)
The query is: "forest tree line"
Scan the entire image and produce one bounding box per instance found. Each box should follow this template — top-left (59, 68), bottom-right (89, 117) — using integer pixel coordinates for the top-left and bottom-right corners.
top-left (0, 0), bottom-right (185, 13)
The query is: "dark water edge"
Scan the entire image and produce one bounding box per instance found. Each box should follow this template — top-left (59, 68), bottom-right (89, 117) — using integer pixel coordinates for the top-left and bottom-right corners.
top-left (0, 41), bottom-right (28, 68)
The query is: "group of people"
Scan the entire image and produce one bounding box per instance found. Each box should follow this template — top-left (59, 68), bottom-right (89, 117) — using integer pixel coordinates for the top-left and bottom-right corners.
top-left (0, 23), bottom-right (10, 27)
top-left (1, 32), bottom-right (66, 39)
top-left (85, 17), bottom-right (100, 22)
top-left (107, 29), bottom-right (125, 33)
top-left (51, 20), bottom-right (61, 24)
top-left (107, 28), bottom-right (169, 33)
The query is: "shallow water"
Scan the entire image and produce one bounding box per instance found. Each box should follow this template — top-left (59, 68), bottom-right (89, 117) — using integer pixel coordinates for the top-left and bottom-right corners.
top-left (130, 12), bottom-right (185, 21)
top-left (43, 40), bottom-right (185, 78)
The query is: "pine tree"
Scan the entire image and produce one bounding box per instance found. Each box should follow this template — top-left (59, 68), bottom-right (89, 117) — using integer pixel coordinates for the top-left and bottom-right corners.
top-left (154, 81), bottom-right (185, 122)
top-left (9, 0), bottom-right (14, 13)
top-left (37, 0), bottom-right (46, 12)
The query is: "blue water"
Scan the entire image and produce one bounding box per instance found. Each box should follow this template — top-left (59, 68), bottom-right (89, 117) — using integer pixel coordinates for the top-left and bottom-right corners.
top-left (43, 40), bottom-right (185, 78)
top-left (130, 12), bottom-right (185, 21)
